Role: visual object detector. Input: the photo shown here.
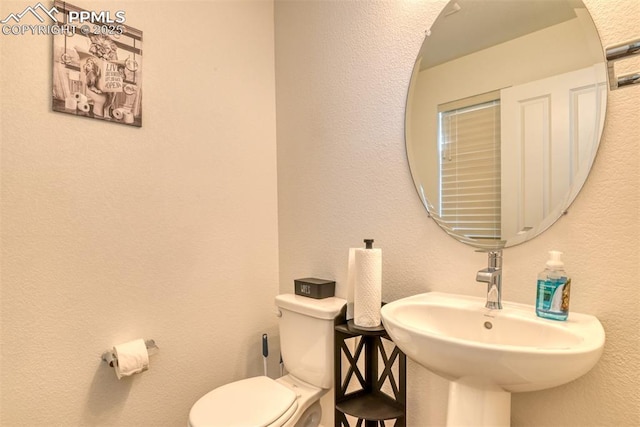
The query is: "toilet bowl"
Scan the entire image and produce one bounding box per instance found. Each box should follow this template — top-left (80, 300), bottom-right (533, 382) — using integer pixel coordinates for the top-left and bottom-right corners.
top-left (188, 294), bottom-right (346, 427)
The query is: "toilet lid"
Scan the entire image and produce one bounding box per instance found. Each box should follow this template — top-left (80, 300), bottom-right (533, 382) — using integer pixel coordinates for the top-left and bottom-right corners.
top-left (189, 376), bottom-right (298, 427)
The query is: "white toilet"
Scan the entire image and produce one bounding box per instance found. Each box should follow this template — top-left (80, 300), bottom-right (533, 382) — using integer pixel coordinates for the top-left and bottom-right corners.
top-left (188, 294), bottom-right (346, 427)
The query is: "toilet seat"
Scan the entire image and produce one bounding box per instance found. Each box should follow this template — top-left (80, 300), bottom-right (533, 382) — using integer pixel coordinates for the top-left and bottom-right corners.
top-left (188, 376), bottom-right (298, 427)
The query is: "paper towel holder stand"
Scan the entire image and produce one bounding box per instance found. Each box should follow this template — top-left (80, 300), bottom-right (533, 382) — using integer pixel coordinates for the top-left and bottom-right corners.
top-left (101, 339), bottom-right (159, 367)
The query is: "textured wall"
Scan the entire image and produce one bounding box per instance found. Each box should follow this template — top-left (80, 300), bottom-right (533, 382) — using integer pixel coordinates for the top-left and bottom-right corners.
top-left (1, 1), bottom-right (279, 425)
top-left (275, 0), bottom-right (639, 426)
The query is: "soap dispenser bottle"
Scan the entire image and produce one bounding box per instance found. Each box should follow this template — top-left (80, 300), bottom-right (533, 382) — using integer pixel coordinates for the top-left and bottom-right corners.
top-left (536, 251), bottom-right (571, 321)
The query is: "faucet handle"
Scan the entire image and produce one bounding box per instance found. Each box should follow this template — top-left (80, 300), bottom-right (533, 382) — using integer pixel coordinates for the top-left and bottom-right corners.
top-left (488, 250), bottom-right (502, 269)
top-left (475, 249), bottom-right (502, 268)
top-left (474, 249), bottom-right (502, 253)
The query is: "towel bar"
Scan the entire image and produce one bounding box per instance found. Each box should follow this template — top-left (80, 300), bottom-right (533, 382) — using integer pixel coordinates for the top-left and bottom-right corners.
top-left (606, 38), bottom-right (640, 90)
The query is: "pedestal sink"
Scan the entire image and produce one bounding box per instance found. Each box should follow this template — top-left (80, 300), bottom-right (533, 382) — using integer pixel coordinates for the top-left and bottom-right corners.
top-left (380, 292), bottom-right (605, 426)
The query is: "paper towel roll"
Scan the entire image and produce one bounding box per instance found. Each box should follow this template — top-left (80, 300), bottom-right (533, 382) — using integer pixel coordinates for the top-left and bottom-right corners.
top-left (73, 92), bottom-right (87, 103)
top-left (77, 102), bottom-right (90, 113)
top-left (64, 96), bottom-right (77, 110)
top-left (346, 248), bottom-right (356, 320)
top-left (113, 338), bottom-right (149, 379)
top-left (123, 111), bottom-right (134, 124)
top-left (112, 108), bottom-right (125, 120)
top-left (353, 247), bottom-right (382, 328)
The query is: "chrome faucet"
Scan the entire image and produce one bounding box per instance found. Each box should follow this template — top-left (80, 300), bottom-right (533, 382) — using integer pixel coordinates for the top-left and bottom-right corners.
top-left (476, 250), bottom-right (503, 310)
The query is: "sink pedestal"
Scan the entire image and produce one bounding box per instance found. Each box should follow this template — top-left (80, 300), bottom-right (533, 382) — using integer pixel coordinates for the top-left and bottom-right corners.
top-left (447, 379), bottom-right (511, 427)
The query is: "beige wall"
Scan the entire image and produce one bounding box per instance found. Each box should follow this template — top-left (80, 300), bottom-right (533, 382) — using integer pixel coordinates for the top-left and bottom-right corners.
top-left (276, 0), bottom-right (639, 426)
top-left (1, 1), bottom-right (278, 426)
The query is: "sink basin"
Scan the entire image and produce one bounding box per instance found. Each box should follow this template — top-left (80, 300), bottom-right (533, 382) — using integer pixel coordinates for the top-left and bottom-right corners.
top-left (380, 292), bottom-right (605, 426)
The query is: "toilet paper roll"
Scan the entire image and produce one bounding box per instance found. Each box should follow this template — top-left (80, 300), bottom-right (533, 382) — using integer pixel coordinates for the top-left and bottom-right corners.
top-left (73, 92), bottom-right (88, 103)
top-left (113, 338), bottom-right (149, 379)
top-left (123, 111), bottom-right (134, 124)
top-left (346, 248), bottom-right (356, 320)
top-left (64, 96), bottom-right (77, 110)
top-left (77, 102), bottom-right (90, 113)
top-left (353, 248), bottom-right (382, 328)
top-left (112, 108), bottom-right (125, 120)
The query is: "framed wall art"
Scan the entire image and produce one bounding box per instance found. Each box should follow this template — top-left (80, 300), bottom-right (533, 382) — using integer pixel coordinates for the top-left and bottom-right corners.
top-left (52, 1), bottom-right (142, 127)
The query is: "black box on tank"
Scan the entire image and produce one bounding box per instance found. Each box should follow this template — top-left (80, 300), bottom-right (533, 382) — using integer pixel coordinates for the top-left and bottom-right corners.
top-left (294, 278), bottom-right (336, 299)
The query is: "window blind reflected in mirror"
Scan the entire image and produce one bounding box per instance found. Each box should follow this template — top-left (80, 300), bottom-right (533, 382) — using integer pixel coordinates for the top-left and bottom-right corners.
top-left (438, 96), bottom-right (501, 242)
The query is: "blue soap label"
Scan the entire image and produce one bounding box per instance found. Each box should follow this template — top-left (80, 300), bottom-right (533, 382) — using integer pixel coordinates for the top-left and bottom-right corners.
top-left (536, 277), bottom-right (570, 320)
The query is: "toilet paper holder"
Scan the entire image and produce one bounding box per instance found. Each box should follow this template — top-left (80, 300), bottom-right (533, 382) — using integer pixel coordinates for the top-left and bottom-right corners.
top-left (101, 339), bottom-right (159, 367)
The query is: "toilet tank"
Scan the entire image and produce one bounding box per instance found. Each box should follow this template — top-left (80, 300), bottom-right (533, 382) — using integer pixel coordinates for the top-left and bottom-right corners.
top-left (275, 294), bottom-right (346, 389)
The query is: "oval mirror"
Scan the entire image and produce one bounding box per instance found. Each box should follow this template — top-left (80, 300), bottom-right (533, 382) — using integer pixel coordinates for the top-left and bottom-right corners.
top-left (406, 0), bottom-right (607, 249)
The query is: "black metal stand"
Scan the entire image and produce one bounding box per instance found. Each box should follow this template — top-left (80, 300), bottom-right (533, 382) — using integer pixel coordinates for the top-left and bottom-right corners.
top-left (334, 320), bottom-right (406, 427)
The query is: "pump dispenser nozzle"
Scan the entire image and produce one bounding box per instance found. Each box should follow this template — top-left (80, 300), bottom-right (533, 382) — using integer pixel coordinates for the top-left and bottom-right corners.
top-left (364, 239), bottom-right (374, 249)
top-left (546, 251), bottom-right (564, 269)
